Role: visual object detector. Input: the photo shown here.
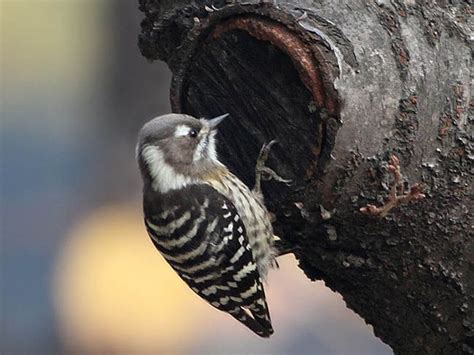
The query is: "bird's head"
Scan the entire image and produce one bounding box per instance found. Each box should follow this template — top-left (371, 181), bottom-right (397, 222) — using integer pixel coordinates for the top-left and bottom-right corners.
top-left (136, 113), bottom-right (229, 193)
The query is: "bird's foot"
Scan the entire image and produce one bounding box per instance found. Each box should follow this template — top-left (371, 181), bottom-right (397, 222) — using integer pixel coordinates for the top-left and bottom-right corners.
top-left (360, 155), bottom-right (425, 218)
top-left (254, 140), bottom-right (292, 195)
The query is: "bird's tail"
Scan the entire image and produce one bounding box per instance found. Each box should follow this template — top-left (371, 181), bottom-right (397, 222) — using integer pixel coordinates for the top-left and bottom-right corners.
top-left (229, 306), bottom-right (274, 338)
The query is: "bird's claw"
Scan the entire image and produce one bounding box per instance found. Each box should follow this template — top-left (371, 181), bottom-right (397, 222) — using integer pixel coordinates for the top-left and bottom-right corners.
top-left (254, 140), bottom-right (292, 194)
top-left (260, 167), bottom-right (293, 185)
top-left (256, 140), bottom-right (278, 167)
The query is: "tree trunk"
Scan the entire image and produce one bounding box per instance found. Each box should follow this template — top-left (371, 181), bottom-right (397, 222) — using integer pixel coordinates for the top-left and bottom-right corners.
top-left (137, 1), bottom-right (473, 353)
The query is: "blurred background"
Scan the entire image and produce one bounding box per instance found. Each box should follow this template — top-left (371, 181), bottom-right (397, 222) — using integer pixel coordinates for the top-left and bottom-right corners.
top-left (1, 1), bottom-right (392, 354)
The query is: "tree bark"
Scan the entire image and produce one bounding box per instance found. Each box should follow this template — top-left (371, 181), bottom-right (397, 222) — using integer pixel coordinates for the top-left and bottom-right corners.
top-left (137, 1), bottom-right (473, 353)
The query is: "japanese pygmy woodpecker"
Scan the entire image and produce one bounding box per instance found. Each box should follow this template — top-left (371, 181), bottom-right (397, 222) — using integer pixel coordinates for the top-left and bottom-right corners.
top-left (136, 113), bottom-right (282, 337)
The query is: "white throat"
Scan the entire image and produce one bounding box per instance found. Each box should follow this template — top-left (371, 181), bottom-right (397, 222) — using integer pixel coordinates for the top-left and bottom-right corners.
top-left (141, 145), bottom-right (196, 193)
top-left (193, 127), bottom-right (219, 163)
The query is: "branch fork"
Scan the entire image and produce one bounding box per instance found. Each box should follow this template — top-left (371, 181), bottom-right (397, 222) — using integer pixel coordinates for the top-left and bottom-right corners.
top-left (360, 155), bottom-right (425, 218)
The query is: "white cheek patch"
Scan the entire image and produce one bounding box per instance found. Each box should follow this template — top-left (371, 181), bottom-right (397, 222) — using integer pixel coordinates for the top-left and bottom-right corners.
top-left (175, 125), bottom-right (191, 137)
top-left (142, 145), bottom-right (196, 193)
top-left (193, 127), bottom-right (219, 163)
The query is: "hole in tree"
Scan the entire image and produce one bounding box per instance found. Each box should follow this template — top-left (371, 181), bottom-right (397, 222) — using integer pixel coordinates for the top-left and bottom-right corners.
top-left (182, 30), bottom-right (322, 206)
top-left (178, 24), bottom-right (391, 354)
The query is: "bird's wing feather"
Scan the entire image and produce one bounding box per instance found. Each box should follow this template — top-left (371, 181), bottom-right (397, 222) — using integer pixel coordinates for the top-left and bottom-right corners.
top-left (144, 184), bottom-right (273, 337)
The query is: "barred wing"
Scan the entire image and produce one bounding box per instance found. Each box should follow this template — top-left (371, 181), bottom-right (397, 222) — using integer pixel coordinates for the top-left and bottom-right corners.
top-left (143, 184), bottom-right (273, 337)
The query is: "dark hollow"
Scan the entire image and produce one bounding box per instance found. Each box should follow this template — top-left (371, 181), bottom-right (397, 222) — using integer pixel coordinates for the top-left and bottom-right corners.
top-left (183, 30), bottom-right (321, 209)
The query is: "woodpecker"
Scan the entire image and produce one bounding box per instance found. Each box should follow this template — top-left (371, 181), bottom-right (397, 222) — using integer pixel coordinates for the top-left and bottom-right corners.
top-left (136, 113), bottom-right (288, 337)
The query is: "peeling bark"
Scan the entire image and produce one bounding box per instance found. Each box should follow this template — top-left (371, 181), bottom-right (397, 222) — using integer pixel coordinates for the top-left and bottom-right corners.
top-left (137, 1), bottom-right (473, 354)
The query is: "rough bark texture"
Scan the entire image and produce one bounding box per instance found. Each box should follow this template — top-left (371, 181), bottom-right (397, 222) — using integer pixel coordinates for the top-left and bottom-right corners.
top-left (137, 1), bottom-right (473, 354)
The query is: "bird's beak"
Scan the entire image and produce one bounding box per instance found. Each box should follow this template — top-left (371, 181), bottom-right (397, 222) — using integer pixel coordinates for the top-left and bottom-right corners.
top-left (207, 113), bottom-right (229, 129)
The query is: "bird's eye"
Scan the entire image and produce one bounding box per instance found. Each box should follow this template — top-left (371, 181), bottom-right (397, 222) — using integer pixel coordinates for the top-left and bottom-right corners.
top-left (189, 129), bottom-right (198, 138)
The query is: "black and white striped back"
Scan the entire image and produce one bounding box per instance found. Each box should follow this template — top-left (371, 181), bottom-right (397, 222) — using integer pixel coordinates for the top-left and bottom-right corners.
top-left (143, 184), bottom-right (273, 337)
